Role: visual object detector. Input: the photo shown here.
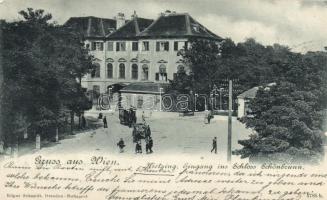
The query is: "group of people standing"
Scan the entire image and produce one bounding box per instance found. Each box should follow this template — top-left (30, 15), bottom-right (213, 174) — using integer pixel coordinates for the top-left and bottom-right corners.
top-left (117, 136), bottom-right (154, 154)
top-left (99, 111), bottom-right (216, 155)
top-left (135, 136), bottom-right (153, 154)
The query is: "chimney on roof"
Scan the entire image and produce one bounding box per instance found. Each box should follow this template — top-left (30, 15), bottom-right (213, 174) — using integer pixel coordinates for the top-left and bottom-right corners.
top-left (131, 10), bottom-right (137, 19)
top-left (159, 10), bottom-right (173, 17)
top-left (165, 10), bottom-right (172, 15)
top-left (115, 12), bottom-right (125, 29)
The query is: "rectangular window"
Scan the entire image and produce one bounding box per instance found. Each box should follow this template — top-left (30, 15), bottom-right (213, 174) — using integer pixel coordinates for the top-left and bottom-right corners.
top-left (91, 42), bottom-right (103, 51)
top-left (116, 42), bottom-right (126, 51)
top-left (155, 73), bottom-right (167, 81)
top-left (107, 42), bottom-right (114, 51)
top-left (174, 41), bottom-right (178, 51)
top-left (91, 42), bottom-right (96, 51)
top-left (132, 42), bottom-right (138, 51)
top-left (142, 41), bottom-right (149, 51)
top-left (156, 41), bottom-right (169, 51)
top-left (164, 42), bottom-right (169, 51)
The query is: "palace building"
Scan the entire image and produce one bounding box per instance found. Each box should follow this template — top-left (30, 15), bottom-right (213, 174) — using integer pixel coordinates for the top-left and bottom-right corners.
top-left (64, 11), bottom-right (223, 109)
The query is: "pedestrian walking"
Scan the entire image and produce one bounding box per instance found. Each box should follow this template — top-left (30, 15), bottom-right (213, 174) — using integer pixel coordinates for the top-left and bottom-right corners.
top-left (211, 137), bottom-right (217, 154)
top-left (103, 116), bottom-right (108, 128)
top-left (148, 136), bottom-right (153, 153)
top-left (117, 138), bottom-right (125, 153)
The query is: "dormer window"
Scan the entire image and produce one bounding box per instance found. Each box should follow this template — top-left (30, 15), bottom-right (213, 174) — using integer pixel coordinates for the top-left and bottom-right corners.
top-left (108, 28), bottom-right (115, 34)
top-left (191, 23), bottom-right (200, 33)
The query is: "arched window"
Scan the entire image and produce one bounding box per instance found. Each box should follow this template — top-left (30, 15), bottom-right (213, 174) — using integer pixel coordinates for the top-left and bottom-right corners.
top-left (91, 63), bottom-right (100, 78)
top-left (142, 64), bottom-right (149, 80)
top-left (107, 63), bottom-right (113, 78)
top-left (155, 64), bottom-right (167, 81)
top-left (131, 64), bottom-right (138, 80)
top-left (119, 63), bottom-right (125, 79)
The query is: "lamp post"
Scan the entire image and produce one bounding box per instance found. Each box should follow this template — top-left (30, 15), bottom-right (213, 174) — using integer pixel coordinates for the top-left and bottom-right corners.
top-left (220, 87), bottom-right (224, 111)
top-left (227, 80), bottom-right (232, 162)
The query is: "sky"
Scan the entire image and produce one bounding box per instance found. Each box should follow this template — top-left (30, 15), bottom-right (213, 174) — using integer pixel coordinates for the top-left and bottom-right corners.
top-left (1, 0), bottom-right (327, 52)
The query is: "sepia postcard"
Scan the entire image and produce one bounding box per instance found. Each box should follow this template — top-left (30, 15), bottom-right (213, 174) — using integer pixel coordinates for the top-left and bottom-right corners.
top-left (0, 0), bottom-right (326, 199)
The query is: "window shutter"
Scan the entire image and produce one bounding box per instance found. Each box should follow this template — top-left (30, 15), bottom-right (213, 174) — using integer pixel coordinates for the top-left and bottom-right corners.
top-left (165, 42), bottom-right (169, 51)
top-left (184, 41), bottom-right (188, 50)
top-left (132, 42), bottom-right (138, 51)
top-left (116, 43), bottom-right (119, 51)
top-left (91, 42), bottom-right (96, 50)
top-left (108, 42), bottom-right (113, 51)
top-left (156, 42), bottom-right (160, 51)
top-left (100, 43), bottom-right (104, 51)
top-left (122, 42), bottom-right (126, 51)
top-left (155, 73), bottom-right (159, 81)
top-left (174, 42), bottom-right (178, 51)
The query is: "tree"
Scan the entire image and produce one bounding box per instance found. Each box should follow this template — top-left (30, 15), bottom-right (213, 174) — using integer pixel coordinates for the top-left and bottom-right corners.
top-left (181, 38), bottom-right (221, 94)
top-left (234, 50), bottom-right (327, 164)
top-left (168, 69), bottom-right (192, 94)
top-left (1, 8), bottom-right (93, 151)
top-left (178, 37), bottom-right (326, 163)
top-left (178, 38), bottom-right (279, 111)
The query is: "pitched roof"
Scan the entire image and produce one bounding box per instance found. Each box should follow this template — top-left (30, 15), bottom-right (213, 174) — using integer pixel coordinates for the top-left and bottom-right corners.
top-left (63, 13), bottom-right (224, 41)
top-left (64, 16), bottom-right (116, 38)
top-left (237, 83), bottom-right (276, 99)
top-left (107, 17), bottom-right (153, 40)
top-left (237, 87), bottom-right (259, 99)
top-left (137, 13), bottom-right (223, 41)
top-left (120, 82), bottom-right (168, 94)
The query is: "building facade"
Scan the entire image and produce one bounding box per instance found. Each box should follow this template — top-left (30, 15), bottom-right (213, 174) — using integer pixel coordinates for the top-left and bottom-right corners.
top-left (65, 11), bottom-right (223, 98)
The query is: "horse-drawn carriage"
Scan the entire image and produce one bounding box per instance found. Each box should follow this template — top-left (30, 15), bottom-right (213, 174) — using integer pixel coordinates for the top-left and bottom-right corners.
top-left (119, 108), bottom-right (136, 126)
top-left (132, 123), bottom-right (151, 143)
